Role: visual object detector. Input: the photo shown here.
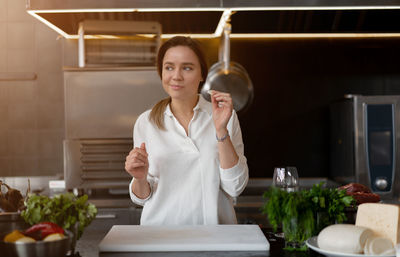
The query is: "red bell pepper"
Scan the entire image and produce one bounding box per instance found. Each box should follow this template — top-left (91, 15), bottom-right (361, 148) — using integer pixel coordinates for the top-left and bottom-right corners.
top-left (24, 222), bottom-right (64, 240)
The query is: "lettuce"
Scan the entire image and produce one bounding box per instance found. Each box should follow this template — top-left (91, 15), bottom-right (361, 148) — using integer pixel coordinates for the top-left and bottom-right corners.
top-left (21, 193), bottom-right (97, 239)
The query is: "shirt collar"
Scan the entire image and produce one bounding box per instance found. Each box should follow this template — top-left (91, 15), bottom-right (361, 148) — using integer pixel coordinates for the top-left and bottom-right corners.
top-left (165, 103), bottom-right (174, 117)
top-left (195, 94), bottom-right (212, 115)
top-left (164, 95), bottom-right (212, 117)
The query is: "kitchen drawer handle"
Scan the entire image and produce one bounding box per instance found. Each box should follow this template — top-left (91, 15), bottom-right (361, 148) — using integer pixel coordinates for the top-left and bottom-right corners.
top-left (96, 214), bottom-right (117, 219)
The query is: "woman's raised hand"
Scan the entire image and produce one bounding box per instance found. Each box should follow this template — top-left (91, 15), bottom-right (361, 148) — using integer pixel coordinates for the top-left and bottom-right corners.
top-left (210, 90), bottom-right (233, 133)
top-left (125, 142), bottom-right (149, 181)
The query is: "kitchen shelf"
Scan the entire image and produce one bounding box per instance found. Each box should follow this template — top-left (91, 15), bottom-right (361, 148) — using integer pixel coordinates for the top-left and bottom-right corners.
top-left (0, 72), bottom-right (37, 81)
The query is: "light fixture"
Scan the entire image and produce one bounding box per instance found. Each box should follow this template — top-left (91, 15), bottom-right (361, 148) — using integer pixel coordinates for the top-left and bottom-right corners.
top-left (27, 6), bottom-right (400, 39)
top-left (231, 6), bottom-right (400, 11)
top-left (229, 33), bottom-right (400, 38)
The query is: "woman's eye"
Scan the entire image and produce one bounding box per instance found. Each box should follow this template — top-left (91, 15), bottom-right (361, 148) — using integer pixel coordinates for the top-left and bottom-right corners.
top-left (165, 66), bottom-right (173, 71)
top-left (183, 66), bottom-right (193, 71)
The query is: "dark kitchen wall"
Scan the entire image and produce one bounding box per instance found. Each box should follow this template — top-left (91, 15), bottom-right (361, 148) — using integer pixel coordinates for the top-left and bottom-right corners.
top-left (198, 37), bottom-right (400, 178)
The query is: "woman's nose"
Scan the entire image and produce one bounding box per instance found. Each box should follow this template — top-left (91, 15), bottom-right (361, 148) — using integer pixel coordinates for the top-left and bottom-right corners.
top-left (172, 69), bottom-right (183, 80)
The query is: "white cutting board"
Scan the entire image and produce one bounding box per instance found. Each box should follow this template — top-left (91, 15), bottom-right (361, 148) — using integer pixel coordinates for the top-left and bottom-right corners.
top-left (98, 225), bottom-right (269, 252)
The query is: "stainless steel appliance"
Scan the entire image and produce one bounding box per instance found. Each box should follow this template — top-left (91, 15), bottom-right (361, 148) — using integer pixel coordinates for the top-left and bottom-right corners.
top-left (63, 17), bottom-right (165, 191)
top-left (77, 20), bottom-right (161, 68)
top-left (330, 95), bottom-right (400, 200)
top-left (63, 67), bottom-right (167, 190)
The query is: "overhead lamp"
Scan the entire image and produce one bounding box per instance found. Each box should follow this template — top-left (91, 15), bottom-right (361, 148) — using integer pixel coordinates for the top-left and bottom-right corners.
top-left (27, 6), bottom-right (400, 39)
top-left (231, 6), bottom-right (400, 11)
top-left (229, 33), bottom-right (400, 38)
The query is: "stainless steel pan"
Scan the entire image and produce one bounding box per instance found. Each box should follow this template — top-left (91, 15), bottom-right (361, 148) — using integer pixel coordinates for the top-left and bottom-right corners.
top-left (201, 22), bottom-right (254, 112)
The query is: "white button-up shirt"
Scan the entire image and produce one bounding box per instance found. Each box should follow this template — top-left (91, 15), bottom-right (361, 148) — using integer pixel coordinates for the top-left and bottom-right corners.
top-left (129, 95), bottom-right (249, 225)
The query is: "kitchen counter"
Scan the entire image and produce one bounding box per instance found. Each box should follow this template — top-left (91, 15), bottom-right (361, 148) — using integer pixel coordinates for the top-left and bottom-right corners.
top-left (71, 177), bottom-right (350, 257)
top-left (86, 177), bottom-right (342, 228)
top-left (74, 228), bottom-right (324, 257)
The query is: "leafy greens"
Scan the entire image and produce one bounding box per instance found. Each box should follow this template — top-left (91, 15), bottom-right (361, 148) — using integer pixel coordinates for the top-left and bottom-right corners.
top-left (261, 182), bottom-right (355, 250)
top-left (21, 193), bottom-right (97, 239)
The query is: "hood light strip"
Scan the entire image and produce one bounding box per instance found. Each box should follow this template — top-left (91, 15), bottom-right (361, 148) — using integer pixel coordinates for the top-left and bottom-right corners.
top-left (27, 10), bottom-right (70, 38)
top-left (63, 33), bottom-right (400, 39)
top-left (229, 33), bottom-right (400, 38)
top-left (28, 6), bottom-right (400, 13)
top-left (28, 8), bottom-right (225, 13)
top-left (28, 7), bottom-right (400, 39)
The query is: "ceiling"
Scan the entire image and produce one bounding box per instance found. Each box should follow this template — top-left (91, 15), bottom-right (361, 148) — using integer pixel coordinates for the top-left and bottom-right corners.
top-left (26, 0), bottom-right (400, 37)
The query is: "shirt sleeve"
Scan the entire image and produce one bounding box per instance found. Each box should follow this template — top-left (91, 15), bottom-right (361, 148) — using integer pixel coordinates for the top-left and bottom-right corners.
top-left (129, 177), bottom-right (152, 206)
top-left (219, 111), bottom-right (249, 198)
top-left (128, 112), bottom-right (156, 206)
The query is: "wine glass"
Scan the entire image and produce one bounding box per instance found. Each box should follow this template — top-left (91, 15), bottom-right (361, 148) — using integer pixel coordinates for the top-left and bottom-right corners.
top-left (272, 167), bottom-right (299, 192)
top-left (271, 167), bottom-right (300, 239)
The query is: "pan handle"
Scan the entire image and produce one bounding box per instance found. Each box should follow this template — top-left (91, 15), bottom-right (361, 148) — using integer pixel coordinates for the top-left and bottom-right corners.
top-left (222, 22), bottom-right (231, 71)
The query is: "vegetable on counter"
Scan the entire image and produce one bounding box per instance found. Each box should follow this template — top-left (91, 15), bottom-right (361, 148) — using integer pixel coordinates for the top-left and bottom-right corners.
top-left (4, 230), bottom-right (29, 243)
top-left (261, 182), bottom-right (355, 251)
top-left (303, 181), bottom-right (355, 232)
top-left (3, 222), bottom-right (65, 243)
top-left (262, 182), bottom-right (355, 233)
top-left (24, 221), bottom-right (64, 241)
top-left (21, 193), bottom-right (97, 240)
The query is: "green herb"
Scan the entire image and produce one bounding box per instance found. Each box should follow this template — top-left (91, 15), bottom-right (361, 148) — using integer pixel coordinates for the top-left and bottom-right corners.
top-left (261, 182), bottom-right (355, 251)
top-left (21, 193), bottom-right (97, 239)
top-left (303, 182), bottom-right (354, 232)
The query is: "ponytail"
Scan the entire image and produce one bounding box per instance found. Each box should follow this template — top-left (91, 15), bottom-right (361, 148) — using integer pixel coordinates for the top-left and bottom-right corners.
top-left (149, 97), bottom-right (171, 130)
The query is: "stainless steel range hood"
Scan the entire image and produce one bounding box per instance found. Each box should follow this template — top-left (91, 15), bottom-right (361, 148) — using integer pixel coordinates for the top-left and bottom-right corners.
top-left (26, 0), bottom-right (400, 38)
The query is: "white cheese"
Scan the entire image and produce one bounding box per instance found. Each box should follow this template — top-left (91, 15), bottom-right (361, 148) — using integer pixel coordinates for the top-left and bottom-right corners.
top-left (317, 224), bottom-right (373, 254)
top-left (364, 236), bottom-right (394, 255)
top-left (355, 203), bottom-right (400, 246)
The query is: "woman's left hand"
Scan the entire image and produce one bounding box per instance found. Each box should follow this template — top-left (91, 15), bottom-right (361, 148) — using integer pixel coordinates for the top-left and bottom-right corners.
top-left (210, 90), bottom-right (233, 134)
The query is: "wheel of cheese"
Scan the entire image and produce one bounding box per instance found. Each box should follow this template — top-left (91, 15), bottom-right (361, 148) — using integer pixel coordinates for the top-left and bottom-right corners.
top-left (317, 224), bottom-right (373, 254)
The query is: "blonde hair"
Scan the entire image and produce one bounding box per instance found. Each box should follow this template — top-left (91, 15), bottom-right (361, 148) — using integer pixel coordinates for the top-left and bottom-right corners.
top-left (149, 36), bottom-right (208, 130)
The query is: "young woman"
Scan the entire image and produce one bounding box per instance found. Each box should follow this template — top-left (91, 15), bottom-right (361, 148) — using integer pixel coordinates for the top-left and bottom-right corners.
top-left (125, 36), bottom-right (249, 225)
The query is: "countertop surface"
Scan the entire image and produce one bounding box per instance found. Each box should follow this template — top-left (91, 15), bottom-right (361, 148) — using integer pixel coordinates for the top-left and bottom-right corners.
top-left (74, 227), bottom-right (323, 257)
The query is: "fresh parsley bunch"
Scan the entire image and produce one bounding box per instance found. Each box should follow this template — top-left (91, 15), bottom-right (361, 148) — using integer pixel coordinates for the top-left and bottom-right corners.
top-left (261, 182), bottom-right (355, 251)
top-left (302, 182), bottom-right (354, 232)
top-left (21, 193), bottom-right (97, 239)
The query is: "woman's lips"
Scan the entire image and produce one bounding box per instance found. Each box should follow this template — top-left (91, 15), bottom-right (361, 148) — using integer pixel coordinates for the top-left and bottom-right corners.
top-left (170, 85), bottom-right (183, 90)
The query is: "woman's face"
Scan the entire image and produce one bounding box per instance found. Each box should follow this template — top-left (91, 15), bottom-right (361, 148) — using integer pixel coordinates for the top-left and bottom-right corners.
top-left (161, 46), bottom-right (203, 101)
